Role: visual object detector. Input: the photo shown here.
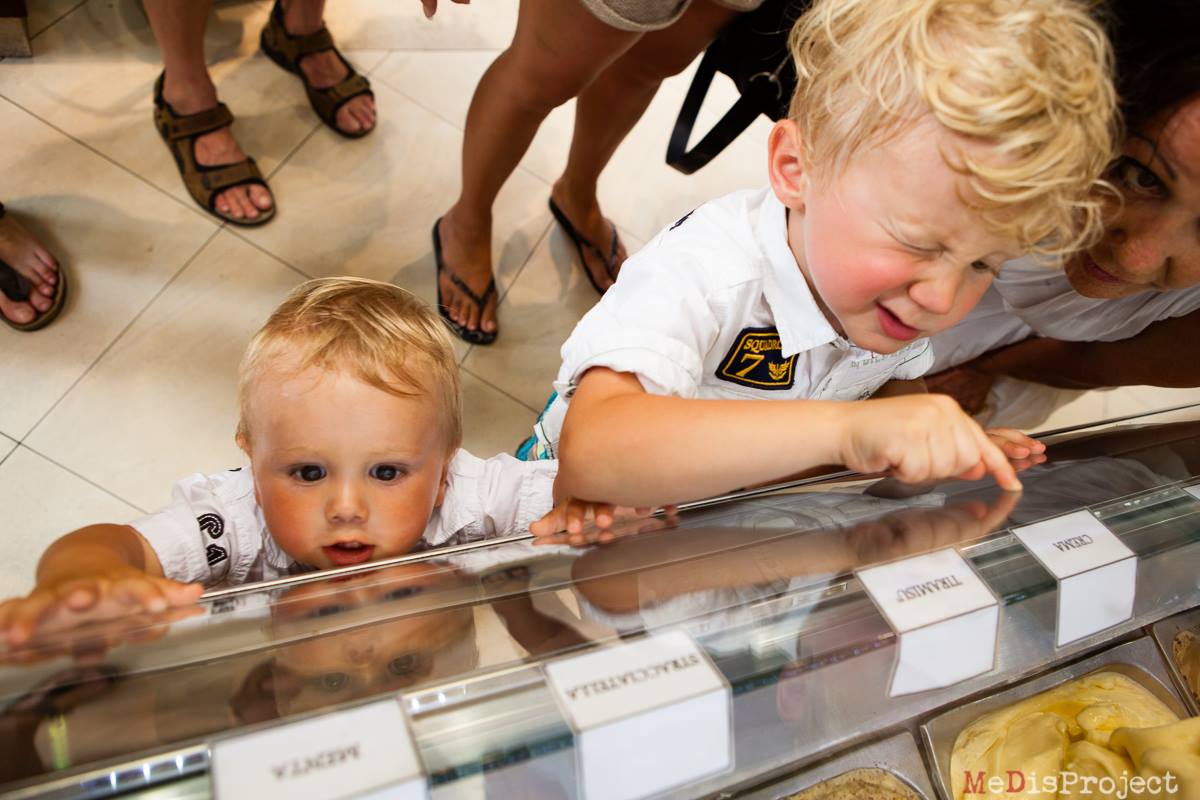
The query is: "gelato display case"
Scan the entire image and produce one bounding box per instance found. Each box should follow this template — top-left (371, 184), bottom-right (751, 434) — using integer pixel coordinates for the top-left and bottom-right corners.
top-left (4, 403), bottom-right (1200, 800)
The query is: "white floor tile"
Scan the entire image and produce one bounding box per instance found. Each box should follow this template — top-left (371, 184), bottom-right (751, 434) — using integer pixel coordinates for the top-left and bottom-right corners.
top-left (237, 78), bottom-right (552, 361)
top-left (462, 225), bottom-right (644, 411)
top-left (0, 446), bottom-right (141, 600)
top-left (0, 434), bottom-right (15, 463)
top-left (460, 370), bottom-right (537, 459)
top-left (0, 100), bottom-right (218, 439)
top-left (321, 0), bottom-right (518, 50)
top-left (379, 49), bottom-right (771, 243)
top-left (1100, 387), bottom-right (1158, 421)
top-left (0, 0), bottom-right (386, 214)
top-left (1036, 391), bottom-right (1109, 434)
top-left (1125, 386), bottom-right (1200, 413)
top-left (26, 231), bottom-right (304, 513)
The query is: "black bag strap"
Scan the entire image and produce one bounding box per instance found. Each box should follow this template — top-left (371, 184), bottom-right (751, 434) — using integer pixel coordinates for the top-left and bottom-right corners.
top-left (667, 49), bottom-right (790, 174)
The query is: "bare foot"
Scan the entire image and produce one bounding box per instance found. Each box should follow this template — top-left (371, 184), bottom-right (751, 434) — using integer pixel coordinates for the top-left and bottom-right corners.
top-left (550, 180), bottom-right (626, 293)
top-left (0, 211), bottom-right (59, 326)
top-left (437, 209), bottom-right (498, 335)
top-left (161, 76), bottom-right (274, 222)
top-left (282, 4), bottom-right (376, 136)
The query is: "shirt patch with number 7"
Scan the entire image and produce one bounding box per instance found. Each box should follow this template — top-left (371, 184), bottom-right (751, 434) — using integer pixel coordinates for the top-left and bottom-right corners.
top-left (716, 327), bottom-right (797, 390)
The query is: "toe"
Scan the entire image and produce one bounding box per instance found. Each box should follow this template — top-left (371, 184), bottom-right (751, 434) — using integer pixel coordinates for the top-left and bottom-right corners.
top-left (463, 296), bottom-right (480, 332)
top-left (236, 187), bottom-right (261, 220)
top-left (249, 184), bottom-right (274, 211)
top-left (337, 105), bottom-right (363, 134)
top-left (481, 301), bottom-right (497, 334)
top-left (29, 292), bottom-right (52, 313)
top-left (0, 295), bottom-right (36, 326)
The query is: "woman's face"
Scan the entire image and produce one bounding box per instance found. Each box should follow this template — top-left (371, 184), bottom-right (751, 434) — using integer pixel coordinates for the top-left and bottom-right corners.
top-left (1066, 95), bottom-right (1200, 299)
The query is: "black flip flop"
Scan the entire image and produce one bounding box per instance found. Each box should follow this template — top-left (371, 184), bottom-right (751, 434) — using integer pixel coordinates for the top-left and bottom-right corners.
top-left (432, 218), bottom-right (498, 346)
top-left (0, 257), bottom-right (68, 333)
top-left (548, 197), bottom-right (622, 296)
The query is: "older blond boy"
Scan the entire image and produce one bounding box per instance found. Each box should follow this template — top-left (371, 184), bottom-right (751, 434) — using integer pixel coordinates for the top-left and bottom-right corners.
top-left (530, 0), bottom-right (1117, 509)
top-left (1, 278), bottom-right (557, 643)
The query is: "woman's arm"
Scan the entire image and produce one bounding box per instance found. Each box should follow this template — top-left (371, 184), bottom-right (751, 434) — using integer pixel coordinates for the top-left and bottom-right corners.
top-left (971, 310), bottom-right (1200, 389)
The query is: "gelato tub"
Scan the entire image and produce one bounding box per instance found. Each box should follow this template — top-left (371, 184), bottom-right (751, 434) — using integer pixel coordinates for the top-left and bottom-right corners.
top-left (921, 637), bottom-right (1189, 800)
top-left (740, 732), bottom-right (933, 800)
top-left (1151, 608), bottom-right (1200, 714)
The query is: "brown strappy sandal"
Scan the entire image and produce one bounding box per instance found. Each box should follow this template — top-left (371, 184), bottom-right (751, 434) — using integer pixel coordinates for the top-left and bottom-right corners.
top-left (152, 74), bottom-right (276, 227)
top-left (259, 0), bottom-right (375, 139)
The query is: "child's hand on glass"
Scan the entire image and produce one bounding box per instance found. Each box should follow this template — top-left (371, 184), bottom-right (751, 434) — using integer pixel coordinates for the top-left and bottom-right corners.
top-left (841, 394), bottom-right (1024, 491)
top-left (0, 568), bottom-right (203, 647)
top-left (985, 427), bottom-right (1047, 471)
top-left (530, 499), bottom-right (678, 547)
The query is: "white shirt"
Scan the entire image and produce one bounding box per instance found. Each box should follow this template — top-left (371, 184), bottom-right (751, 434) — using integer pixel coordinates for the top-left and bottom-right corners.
top-left (930, 258), bottom-right (1200, 428)
top-left (132, 450), bottom-right (558, 588)
top-left (529, 188), bottom-right (932, 456)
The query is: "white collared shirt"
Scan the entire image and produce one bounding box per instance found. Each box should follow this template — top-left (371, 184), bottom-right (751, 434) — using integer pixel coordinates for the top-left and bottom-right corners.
top-left (132, 450), bottom-right (557, 588)
top-left (529, 188), bottom-right (932, 456)
top-left (930, 257), bottom-right (1200, 428)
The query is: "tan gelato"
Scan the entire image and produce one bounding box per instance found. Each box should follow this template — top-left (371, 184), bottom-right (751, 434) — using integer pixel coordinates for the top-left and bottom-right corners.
top-left (950, 671), bottom-right (1179, 800)
top-left (786, 768), bottom-right (922, 800)
top-left (1173, 630), bottom-right (1200, 703)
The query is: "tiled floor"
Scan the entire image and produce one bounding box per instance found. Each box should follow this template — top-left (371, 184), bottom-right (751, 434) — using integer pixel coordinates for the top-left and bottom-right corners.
top-left (0, 0), bottom-right (1196, 599)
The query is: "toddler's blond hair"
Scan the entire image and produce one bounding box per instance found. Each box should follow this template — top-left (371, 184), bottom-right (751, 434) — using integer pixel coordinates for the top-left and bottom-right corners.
top-left (788, 0), bottom-right (1118, 260)
top-left (237, 277), bottom-right (462, 451)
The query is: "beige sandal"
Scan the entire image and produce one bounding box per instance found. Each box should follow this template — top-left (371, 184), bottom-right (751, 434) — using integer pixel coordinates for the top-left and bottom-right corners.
top-left (152, 74), bottom-right (276, 227)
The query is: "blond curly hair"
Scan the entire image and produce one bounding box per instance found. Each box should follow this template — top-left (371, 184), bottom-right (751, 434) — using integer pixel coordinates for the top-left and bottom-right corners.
top-left (238, 277), bottom-right (462, 451)
top-left (788, 0), bottom-right (1118, 261)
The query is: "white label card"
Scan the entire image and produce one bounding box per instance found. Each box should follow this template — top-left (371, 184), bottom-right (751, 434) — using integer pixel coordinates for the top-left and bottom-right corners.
top-left (212, 699), bottom-right (426, 800)
top-left (544, 630), bottom-right (731, 800)
top-left (856, 548), bottom-right (998, 696)
top-left (1185, 485), bottom-right (1200, 502)
top-left (1013, 510), bottom-right (1134, 579)
top-left (1013, 510), bottom-right (1137, 647)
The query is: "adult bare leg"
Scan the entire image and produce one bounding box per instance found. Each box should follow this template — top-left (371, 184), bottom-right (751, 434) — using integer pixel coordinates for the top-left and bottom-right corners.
top-left (437, 0), bottom-right (639, 336)
top-left (144, 0), bottom-right (274, 221)
top-left (280, 0), bottom-right (376, 134)
top-left (552, 0), bottom-right (740, 290)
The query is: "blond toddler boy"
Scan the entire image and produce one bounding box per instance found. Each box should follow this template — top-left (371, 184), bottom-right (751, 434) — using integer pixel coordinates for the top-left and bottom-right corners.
top-left (1, 278), bottom-right (558, 644)
top-left (532, 0), bottom-right (1118, 510)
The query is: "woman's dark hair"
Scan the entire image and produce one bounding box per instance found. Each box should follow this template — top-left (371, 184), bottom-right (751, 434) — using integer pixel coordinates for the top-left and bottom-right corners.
top-left (1108, 0), bottom-right (1200, 133)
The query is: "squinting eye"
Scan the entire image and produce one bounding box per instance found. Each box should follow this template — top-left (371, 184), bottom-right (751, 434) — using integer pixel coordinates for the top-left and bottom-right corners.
top-left (370, 465), bottom-right (404, 481)
top-left (294, 465), bottom-right (326, 482)
top-left (970, 260), bottom-right (993, 274)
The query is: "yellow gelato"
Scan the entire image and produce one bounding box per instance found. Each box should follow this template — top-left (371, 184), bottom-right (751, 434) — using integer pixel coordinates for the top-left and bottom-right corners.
top-left (1110, 717), bottom-right (1200, 799)
top-left (786, 768), bottom-right (922, 800)
top-left (950, 671), bottom-right (1179, 800)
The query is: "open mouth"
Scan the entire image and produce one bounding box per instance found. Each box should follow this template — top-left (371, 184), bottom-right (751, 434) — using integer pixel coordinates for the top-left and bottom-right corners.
top-left (1080, 254), bottom-right (1126, 285)
top-left (875, 304), bottom-right (920, 341)
top-left (322, 541), bottom-right (376, 566)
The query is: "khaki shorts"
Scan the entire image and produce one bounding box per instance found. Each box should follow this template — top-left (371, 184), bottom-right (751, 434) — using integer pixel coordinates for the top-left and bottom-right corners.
top-left (578, 0), bottom-right (766, 32)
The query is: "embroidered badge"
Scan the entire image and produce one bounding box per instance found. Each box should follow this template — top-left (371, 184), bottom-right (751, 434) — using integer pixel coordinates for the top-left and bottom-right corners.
top-left (716, 327), bottom-right (797, 390)
top-left (206, 544), bottom-right (228, 566)
top-left (197, 513), bottom-right (224, 539)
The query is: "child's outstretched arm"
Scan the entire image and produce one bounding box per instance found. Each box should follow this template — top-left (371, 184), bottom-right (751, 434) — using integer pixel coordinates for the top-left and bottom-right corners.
top-left (0, 525), bottom-right (202, 646)
top-left (556, 367), bottom-right (1022, 508)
